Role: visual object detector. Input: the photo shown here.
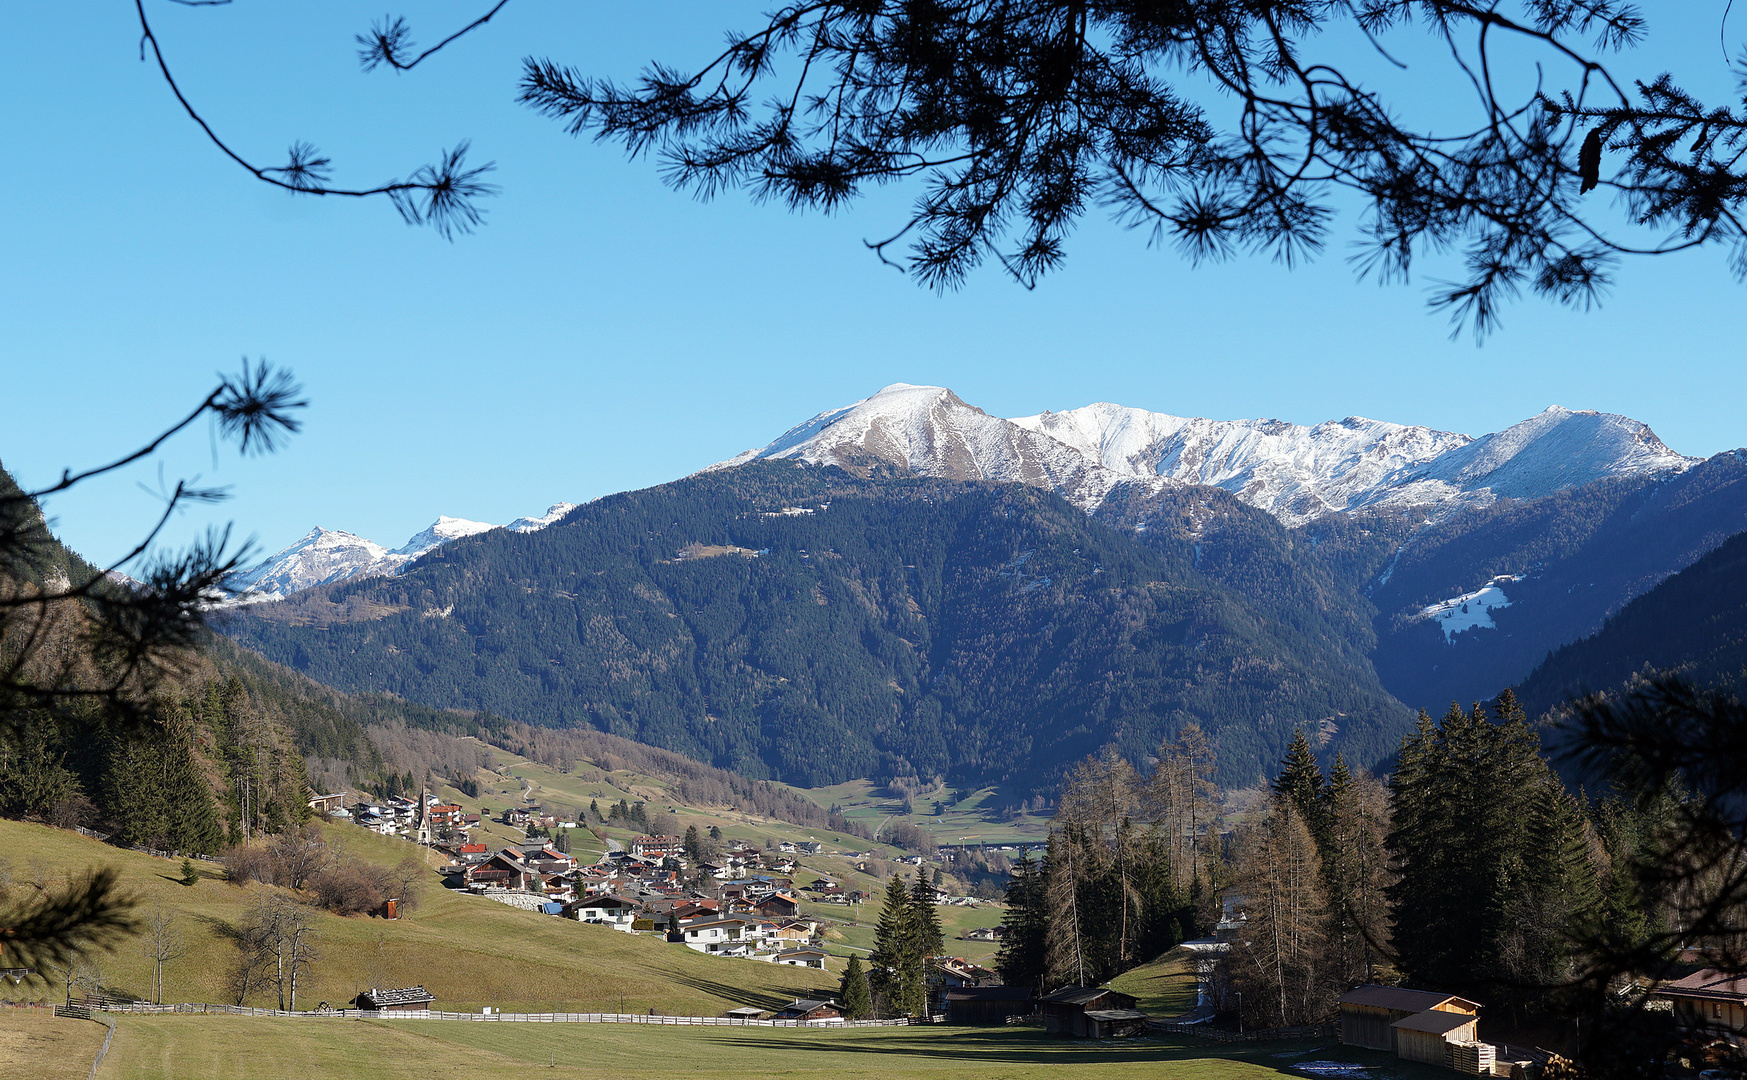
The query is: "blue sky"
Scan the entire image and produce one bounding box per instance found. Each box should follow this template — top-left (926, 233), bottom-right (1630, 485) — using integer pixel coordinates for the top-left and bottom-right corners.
top-left (5, 2), bottom-right (1744, 569)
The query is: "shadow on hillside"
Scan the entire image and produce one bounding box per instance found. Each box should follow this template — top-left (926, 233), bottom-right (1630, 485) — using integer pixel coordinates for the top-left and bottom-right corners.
top-left (651, 968), bottom-right (821, 1011)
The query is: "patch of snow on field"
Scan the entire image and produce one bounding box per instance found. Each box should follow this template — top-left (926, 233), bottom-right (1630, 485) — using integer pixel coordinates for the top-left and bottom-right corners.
top-left (1292, 1062), bottom-right (1372, 1078)
top-left (1422, 575), bottom-right (1522, 640)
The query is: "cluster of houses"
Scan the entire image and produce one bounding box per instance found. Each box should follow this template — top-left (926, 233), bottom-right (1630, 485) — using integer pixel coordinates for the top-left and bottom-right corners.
top-left (430, 833), bottom-right (842, 969)
top-left (310, 791), bottom-right (482, 838)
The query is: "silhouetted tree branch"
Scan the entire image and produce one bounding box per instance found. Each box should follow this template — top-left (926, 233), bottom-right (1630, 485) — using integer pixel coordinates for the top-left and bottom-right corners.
top-left (0, 361), bottom-right (305, 984)
top-left (135, 0), bottom-right (498, 238)
top-left (1, 360), bottom-right (306, 734)
top-left (357, 2), bottom-right (513, 73)
top-left (511, 1), bottom-right (1747, 336)
top-left (1554, 675), bottom-right (1747, 1078)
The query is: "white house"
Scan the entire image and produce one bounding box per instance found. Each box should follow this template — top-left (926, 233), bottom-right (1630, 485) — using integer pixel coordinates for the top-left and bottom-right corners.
top-left (680, 916), bottom-right (758, 956)
top-left (567, 894), bottom-right (639, 931)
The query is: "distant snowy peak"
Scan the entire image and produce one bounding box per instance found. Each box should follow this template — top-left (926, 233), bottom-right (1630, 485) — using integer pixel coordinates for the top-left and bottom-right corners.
top-left (718, 386), bottom-right (1697, 526)
top-left (1013, 405), bottom-right (1474, 523)
top-left (1417, 406), bottom-right (1693, 499)
top-left (507, 503), bottom-right (579, 533)
top-left (392, 515), bottom-right (496, 557)
top-left (228, 527), bottom-right (401, 603)
top-left (713, 383), bottom-right (1143, 508)
top-left (231, 503), bottom-right (573, 603)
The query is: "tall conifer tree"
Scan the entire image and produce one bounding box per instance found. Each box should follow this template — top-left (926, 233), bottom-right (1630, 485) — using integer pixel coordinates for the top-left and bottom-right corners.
top-left (838, 954), bottom-right (873, 1020)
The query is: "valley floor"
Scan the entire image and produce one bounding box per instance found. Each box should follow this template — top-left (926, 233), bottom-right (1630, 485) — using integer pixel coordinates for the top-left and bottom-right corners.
top-left (89, 1016), bottom-right (1455, 1080)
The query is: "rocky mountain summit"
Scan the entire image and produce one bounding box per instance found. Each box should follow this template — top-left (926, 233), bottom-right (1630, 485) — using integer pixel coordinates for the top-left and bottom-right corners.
top-left (717, 384), bottom-right (1695, 526)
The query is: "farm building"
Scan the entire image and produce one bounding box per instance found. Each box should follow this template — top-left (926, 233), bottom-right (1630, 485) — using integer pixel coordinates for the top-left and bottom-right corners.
top-left (353, 986), bottom-right (435, 1011)
top-left (1337, 985), bottom-right (1481, 1052)
top-left (771, 998), bottom-right (842, 1021)
top-left (1084, 1007), bottom-right (1151, 1038)
top-left (1656, 968), bottom-right (1747, 1036)
top-left (1391, 1007), bottom-right (1482, 1065)
top-left (944, 986), bottom-right (1036, 1024)
top-left (1038, 986), bottom-right (1141, 1037)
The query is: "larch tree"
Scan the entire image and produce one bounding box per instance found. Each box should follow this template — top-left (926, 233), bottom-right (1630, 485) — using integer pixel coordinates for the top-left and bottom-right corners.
top-left (1224, 799), bottom-right (1332, 1029)
top-left (1322, 760), bottom-right (1394, 985)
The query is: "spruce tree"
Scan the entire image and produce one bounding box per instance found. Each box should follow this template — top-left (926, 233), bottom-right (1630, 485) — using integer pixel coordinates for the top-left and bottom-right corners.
top-left (995, 854), bottom-right (1049, 991)
top-left (909, 875), bottom-right (944, 959)
top-left (1386, 693), bottom-right (1599, 1009)
top-left (867, 876), bottom-right (911, 1015)
top-left (838, 954), bottom-right (873, 1020)
top-left (683, 824), bottom-right (702, 861)
top-left (1273, 730), bottom-right (1328, 848)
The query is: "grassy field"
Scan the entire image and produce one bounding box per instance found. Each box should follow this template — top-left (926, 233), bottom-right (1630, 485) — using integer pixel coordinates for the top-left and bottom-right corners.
top-left (95, 1015), bottom-right (1455, 1080)
top-left (797, 778), bottom-right (1053, 847)
top-left (1109, 946), bottom-right (1201, 1016)
top-left (0, 1009), bottom-right (108, 1080)
top-left (0, 818), bottom-right (832, 1015)
top-left (811, 899), bottom-right (1006, 966)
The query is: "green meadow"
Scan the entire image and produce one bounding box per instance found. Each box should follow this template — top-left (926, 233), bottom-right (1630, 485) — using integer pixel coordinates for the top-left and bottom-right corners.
top-left (93, 1016), bottom-right (1451, 1080)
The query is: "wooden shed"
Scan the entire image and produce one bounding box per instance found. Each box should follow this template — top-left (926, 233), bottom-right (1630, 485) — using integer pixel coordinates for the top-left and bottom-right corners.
top-left (1084, 1008), bottom-right (1151, 1038)
top-left (945, 986), bottom-right (1036, 1024)
top-left (1337, 985), bottom-right (1481, 1052)
top-left (1038, 986), bottom-right (1141, 1038)
top-left (1391, 1008), bottom-right (1481, 1064)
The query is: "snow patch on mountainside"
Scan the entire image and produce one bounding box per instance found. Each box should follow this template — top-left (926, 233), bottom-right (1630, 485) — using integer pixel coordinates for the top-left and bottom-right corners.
top-left (1422, 576), bottom-right (1522, 641)
top-left (230, 503), bottom-right (573, 603)
top-left (716, 385), bottom-right (1697, 526)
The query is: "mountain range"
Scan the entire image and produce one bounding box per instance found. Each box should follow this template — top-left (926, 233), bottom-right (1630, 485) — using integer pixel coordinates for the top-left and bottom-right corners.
top-left (219, 385), bottom-right (1747, 791)
top-left (229, 504), bottom-right (577, 602)
top-left (715, 383), bottom-right (1695, 525)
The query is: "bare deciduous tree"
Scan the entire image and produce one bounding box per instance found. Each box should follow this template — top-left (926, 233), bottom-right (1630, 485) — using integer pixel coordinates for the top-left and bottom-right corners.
top-left (140, 906), bottom-right (186, 1006)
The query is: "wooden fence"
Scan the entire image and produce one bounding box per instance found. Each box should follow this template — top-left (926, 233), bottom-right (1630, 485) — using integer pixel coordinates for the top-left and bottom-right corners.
top-left (70, 998), bottom-right (941, 1028)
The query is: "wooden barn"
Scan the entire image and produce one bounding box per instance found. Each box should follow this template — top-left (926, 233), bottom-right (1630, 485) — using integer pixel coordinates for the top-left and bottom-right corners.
top-left (945, 986), bottom-right (1036, 1024)
top-left (353, 986), bottom-right (435, 1011)
top-left (1038, 986), bottom-right (1140, 1037)
top-left (1391, 1008), bottom-right (1482, 1064)
top-left (1337, 985), bottom-right (1481, 1052)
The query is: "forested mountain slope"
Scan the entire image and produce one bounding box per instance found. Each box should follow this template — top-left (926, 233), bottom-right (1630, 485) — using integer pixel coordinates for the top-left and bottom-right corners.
top-left (1514, 525), bottom-right (1747, 714)
top-left (1362, 451), bottom-right (1747, 710)
top-left (224, 462), bottom-right (1413, 790)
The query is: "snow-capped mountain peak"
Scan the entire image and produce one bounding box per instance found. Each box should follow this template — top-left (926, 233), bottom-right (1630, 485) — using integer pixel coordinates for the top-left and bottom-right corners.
top-left (712, 383), bottom-right (1132, 507)
top-left (716, 387), bottom-right (1696, 526)
top-left (507, 503), bottom-right (579, 533)
top-left (230, 502), bottom-right (573, 603)
top-left (392, 515), bottom-right (496, 557)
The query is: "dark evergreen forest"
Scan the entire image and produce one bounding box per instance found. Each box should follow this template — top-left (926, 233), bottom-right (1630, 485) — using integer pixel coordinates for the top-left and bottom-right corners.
top-left (1515, 523), bottom-right (1747, 715)
top-left (225, 462), bottom-right (1415, 791)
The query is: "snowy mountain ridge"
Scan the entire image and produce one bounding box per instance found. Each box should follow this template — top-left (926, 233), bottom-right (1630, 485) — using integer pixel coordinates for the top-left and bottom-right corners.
top-left (229, 504), bottom-right (576, 603)
top-left (717, 384), bottom-right (1697, 526)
